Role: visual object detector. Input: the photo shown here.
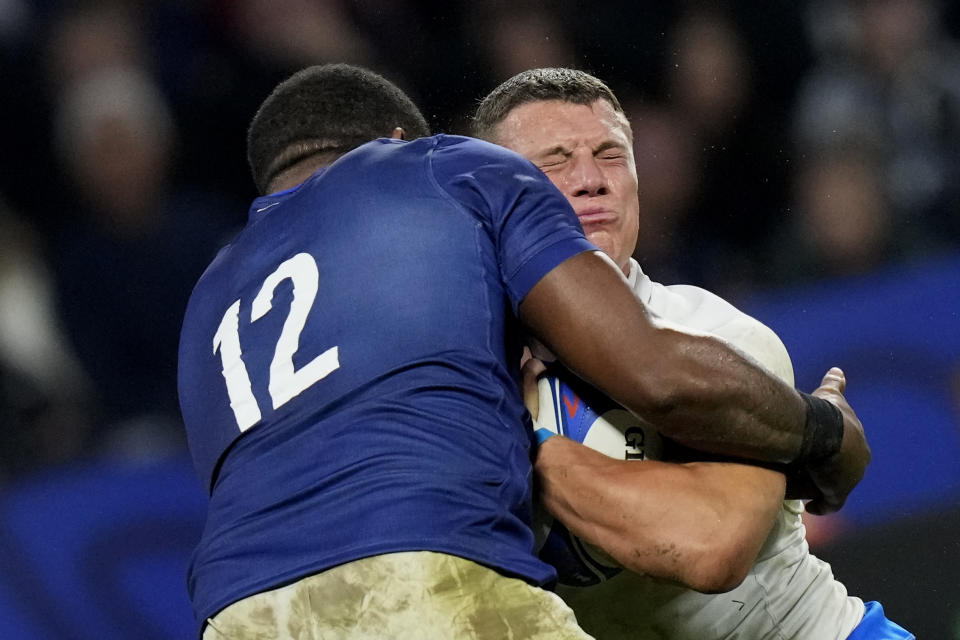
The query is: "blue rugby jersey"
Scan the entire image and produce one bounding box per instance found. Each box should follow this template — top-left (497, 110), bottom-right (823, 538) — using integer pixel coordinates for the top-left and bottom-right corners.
top-left (177, 135), bottom-right (595, 625)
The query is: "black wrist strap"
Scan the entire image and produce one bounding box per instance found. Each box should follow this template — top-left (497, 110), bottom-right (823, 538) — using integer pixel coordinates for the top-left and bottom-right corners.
top-left (795, 392), bottom-right (844, 465)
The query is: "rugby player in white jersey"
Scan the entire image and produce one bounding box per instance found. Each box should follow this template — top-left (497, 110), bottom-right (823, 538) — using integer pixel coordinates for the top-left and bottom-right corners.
top-left (474, 68), bottom-right (913, 639)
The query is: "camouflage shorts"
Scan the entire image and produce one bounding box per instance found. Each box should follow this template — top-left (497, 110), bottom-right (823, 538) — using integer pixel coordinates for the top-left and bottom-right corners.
top-left (202, 551), bottom-right (594, 639)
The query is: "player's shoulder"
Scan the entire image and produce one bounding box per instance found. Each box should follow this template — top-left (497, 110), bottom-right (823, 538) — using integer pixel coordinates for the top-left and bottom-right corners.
top-left (340, 134), bottom-right (541, 179)
top-left (654, 281), bottom-right (794, 384)
top-left (639, 272), bottom-right (743, 330)
top-left (429, 133), bottom-right (538, 167)
top-left (427, 135), bottom-right (558, 198)
top-left (658, 283), bottom-right (742, 325)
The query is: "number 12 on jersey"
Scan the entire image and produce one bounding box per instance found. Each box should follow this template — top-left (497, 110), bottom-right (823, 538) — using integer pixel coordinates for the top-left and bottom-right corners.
top-left (212, 253), bottom-right (340, 431)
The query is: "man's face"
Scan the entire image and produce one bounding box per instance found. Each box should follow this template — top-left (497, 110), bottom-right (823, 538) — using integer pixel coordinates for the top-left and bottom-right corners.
top-left (493, 99), bottom-right (640, 274)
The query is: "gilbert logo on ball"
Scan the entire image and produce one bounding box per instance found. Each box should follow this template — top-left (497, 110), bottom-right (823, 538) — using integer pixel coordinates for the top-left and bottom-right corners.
top-left (533, 365), bottom-right (662, 586)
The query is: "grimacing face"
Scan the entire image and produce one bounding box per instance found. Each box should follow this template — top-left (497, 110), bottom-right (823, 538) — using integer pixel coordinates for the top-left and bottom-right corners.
top-left (493, 98), bottom-right (640, 275)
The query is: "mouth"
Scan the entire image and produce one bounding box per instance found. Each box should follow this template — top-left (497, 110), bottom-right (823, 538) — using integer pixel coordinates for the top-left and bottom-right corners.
top-left (576, 208), bottom-right (616, 226)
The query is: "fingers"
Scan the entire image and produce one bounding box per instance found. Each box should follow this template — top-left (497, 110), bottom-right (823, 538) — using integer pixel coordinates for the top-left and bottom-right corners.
top-left (804, 367), bottom-right (870, 517)
top-left (523, 357), bottom-right (547, 379)
top-left (819, 366), bottom-right (846, 394)
top-left (391, 127), bottom-right (406, 140)
top-left (520, 345), bottom-right (533, 368)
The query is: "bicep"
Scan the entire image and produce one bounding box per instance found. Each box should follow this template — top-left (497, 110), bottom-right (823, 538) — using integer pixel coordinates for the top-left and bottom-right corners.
top-left (518, 251), bottom-right (665, 408)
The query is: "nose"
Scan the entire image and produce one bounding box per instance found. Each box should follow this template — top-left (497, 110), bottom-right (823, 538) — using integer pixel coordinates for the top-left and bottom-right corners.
top-left (566, 152), bottom-right (608, 198)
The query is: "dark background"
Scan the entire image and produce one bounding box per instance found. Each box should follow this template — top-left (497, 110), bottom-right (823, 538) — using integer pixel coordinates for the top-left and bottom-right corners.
top-left (0, 1), bottom-right (957, 637)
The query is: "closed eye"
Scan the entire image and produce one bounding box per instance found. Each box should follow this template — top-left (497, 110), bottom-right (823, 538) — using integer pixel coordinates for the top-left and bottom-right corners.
top-left (595, 141), bottom-right (627, 161)
top-left (538, 155), bottom-right (569, 169)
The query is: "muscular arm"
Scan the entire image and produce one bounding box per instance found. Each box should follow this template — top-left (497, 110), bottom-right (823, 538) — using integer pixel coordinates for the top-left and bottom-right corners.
top-left (524, 356), bottom-right (786, 592)
top-left (535, 435), bottom-right (785, 592)
top-left (519, 251), bottom-right (807, 464)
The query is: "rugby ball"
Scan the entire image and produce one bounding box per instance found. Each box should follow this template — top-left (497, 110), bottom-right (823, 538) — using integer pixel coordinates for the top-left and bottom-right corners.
top-left (533, 366), bottom-right (662, 587)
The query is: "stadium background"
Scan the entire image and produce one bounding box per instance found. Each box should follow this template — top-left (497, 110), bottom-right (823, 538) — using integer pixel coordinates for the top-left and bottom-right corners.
top-left (0, 1), bottom-right (957, 637)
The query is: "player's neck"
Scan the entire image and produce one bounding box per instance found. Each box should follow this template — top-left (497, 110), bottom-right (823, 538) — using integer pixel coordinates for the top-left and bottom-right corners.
top-left (269, 157), bottom-right (338, 193)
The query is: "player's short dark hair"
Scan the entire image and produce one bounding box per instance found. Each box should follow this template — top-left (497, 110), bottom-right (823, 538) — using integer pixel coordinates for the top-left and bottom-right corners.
top-left (247, 63), bottom-right (430, 194)
top-left (472, 68), bottom-right (625, 142)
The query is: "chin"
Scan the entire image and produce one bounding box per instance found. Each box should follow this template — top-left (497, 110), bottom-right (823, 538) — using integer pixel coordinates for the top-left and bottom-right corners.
top-left (586, 234), bottom-right (616, 259)
top-left (587, 238), bottom-right (630, 274)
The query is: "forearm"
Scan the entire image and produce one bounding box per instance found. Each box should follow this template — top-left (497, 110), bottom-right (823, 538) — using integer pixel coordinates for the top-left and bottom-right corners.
top-left (623, 324), bottom-right (808, 463)
top-left (520, 251), bottom-right (808, 463)
top-left (536, 435), bottom-right (785, 592)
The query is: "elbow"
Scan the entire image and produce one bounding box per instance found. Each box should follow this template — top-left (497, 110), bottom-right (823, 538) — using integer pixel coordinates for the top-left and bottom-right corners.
top-left (619, 530), bottom-right (754, 594)
top-left (684, 480), bottom-right (783, 593)
top-left (685, 558), bottom-right (751, 594)
top-left (684, 509), bottom-right (766, 593)
top-left (677, 541), bottom-right (753, 594)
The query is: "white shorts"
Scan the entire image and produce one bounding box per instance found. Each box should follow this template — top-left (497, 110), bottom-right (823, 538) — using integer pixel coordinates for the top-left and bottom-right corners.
top-left (202, 551), bottom-right (594, 639)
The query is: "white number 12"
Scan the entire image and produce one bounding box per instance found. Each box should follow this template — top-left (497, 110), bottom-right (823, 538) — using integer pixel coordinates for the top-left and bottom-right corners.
top-left (212, 253), bottom-right (340, 431)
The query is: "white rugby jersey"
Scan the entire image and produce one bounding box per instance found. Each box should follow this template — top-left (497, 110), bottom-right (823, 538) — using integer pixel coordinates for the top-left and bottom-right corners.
top-left (555, 258), bottom-right (865, 640)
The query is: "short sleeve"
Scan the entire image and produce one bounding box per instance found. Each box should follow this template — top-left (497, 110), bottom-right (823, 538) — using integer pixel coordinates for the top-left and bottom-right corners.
top-left (429, 136), bottom-right (597, 312)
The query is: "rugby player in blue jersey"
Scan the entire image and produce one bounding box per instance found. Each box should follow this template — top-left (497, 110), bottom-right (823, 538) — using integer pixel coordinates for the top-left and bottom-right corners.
top-left (178, 64), bottom-right (868, 638)
top-left (475, 67), bottom-right (913, 639)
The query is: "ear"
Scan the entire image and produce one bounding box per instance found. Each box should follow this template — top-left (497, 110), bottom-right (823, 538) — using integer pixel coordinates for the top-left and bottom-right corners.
top-left (391, 127), bottom-right (406, 140)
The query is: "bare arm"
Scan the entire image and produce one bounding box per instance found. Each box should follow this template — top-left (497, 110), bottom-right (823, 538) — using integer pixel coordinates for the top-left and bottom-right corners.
top-left (535, 435), bottom-right (785, 592)
top-left (519, 251), bottom-right (806, 462)
top-left (523, 358), bottom-right (785, 592)
top-left (519, 251), bottom-right (869, 512)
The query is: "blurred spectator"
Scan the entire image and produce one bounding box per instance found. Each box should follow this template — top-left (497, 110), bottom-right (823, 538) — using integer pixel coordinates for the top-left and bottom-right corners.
top-left (472, 1), bottom-right (574, 79)
top-left (0, 200), bottom-right (92, 481)
top-left (50, 65), bottom-right (238, 459)
top-left (767, 148), bottom-right (897, 282)
top-left (43, 1), bottom-right (147, 91)
top-left (793, 0), bottom-right (960, 273)
top-left (221, 0), bottom-right (375, 70)
top-left (440, 1), bottom-right (577, 133)
top-left (619, 6), bottom-right (796, 298)
top-left (667, 7), bottom-right (753, 138)
top-left (624, 102), bottom-right (700, 286)
top-left (171, 0), bottom-right (395, 201)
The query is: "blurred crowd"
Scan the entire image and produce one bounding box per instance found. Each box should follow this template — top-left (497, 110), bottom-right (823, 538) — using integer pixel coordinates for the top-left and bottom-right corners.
top-left (0, 0), bottom-right (958, 481)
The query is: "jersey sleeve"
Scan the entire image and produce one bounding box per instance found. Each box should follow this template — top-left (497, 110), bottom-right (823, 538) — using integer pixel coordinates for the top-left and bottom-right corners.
top-left (429, 136), bottom-right (597, 312)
